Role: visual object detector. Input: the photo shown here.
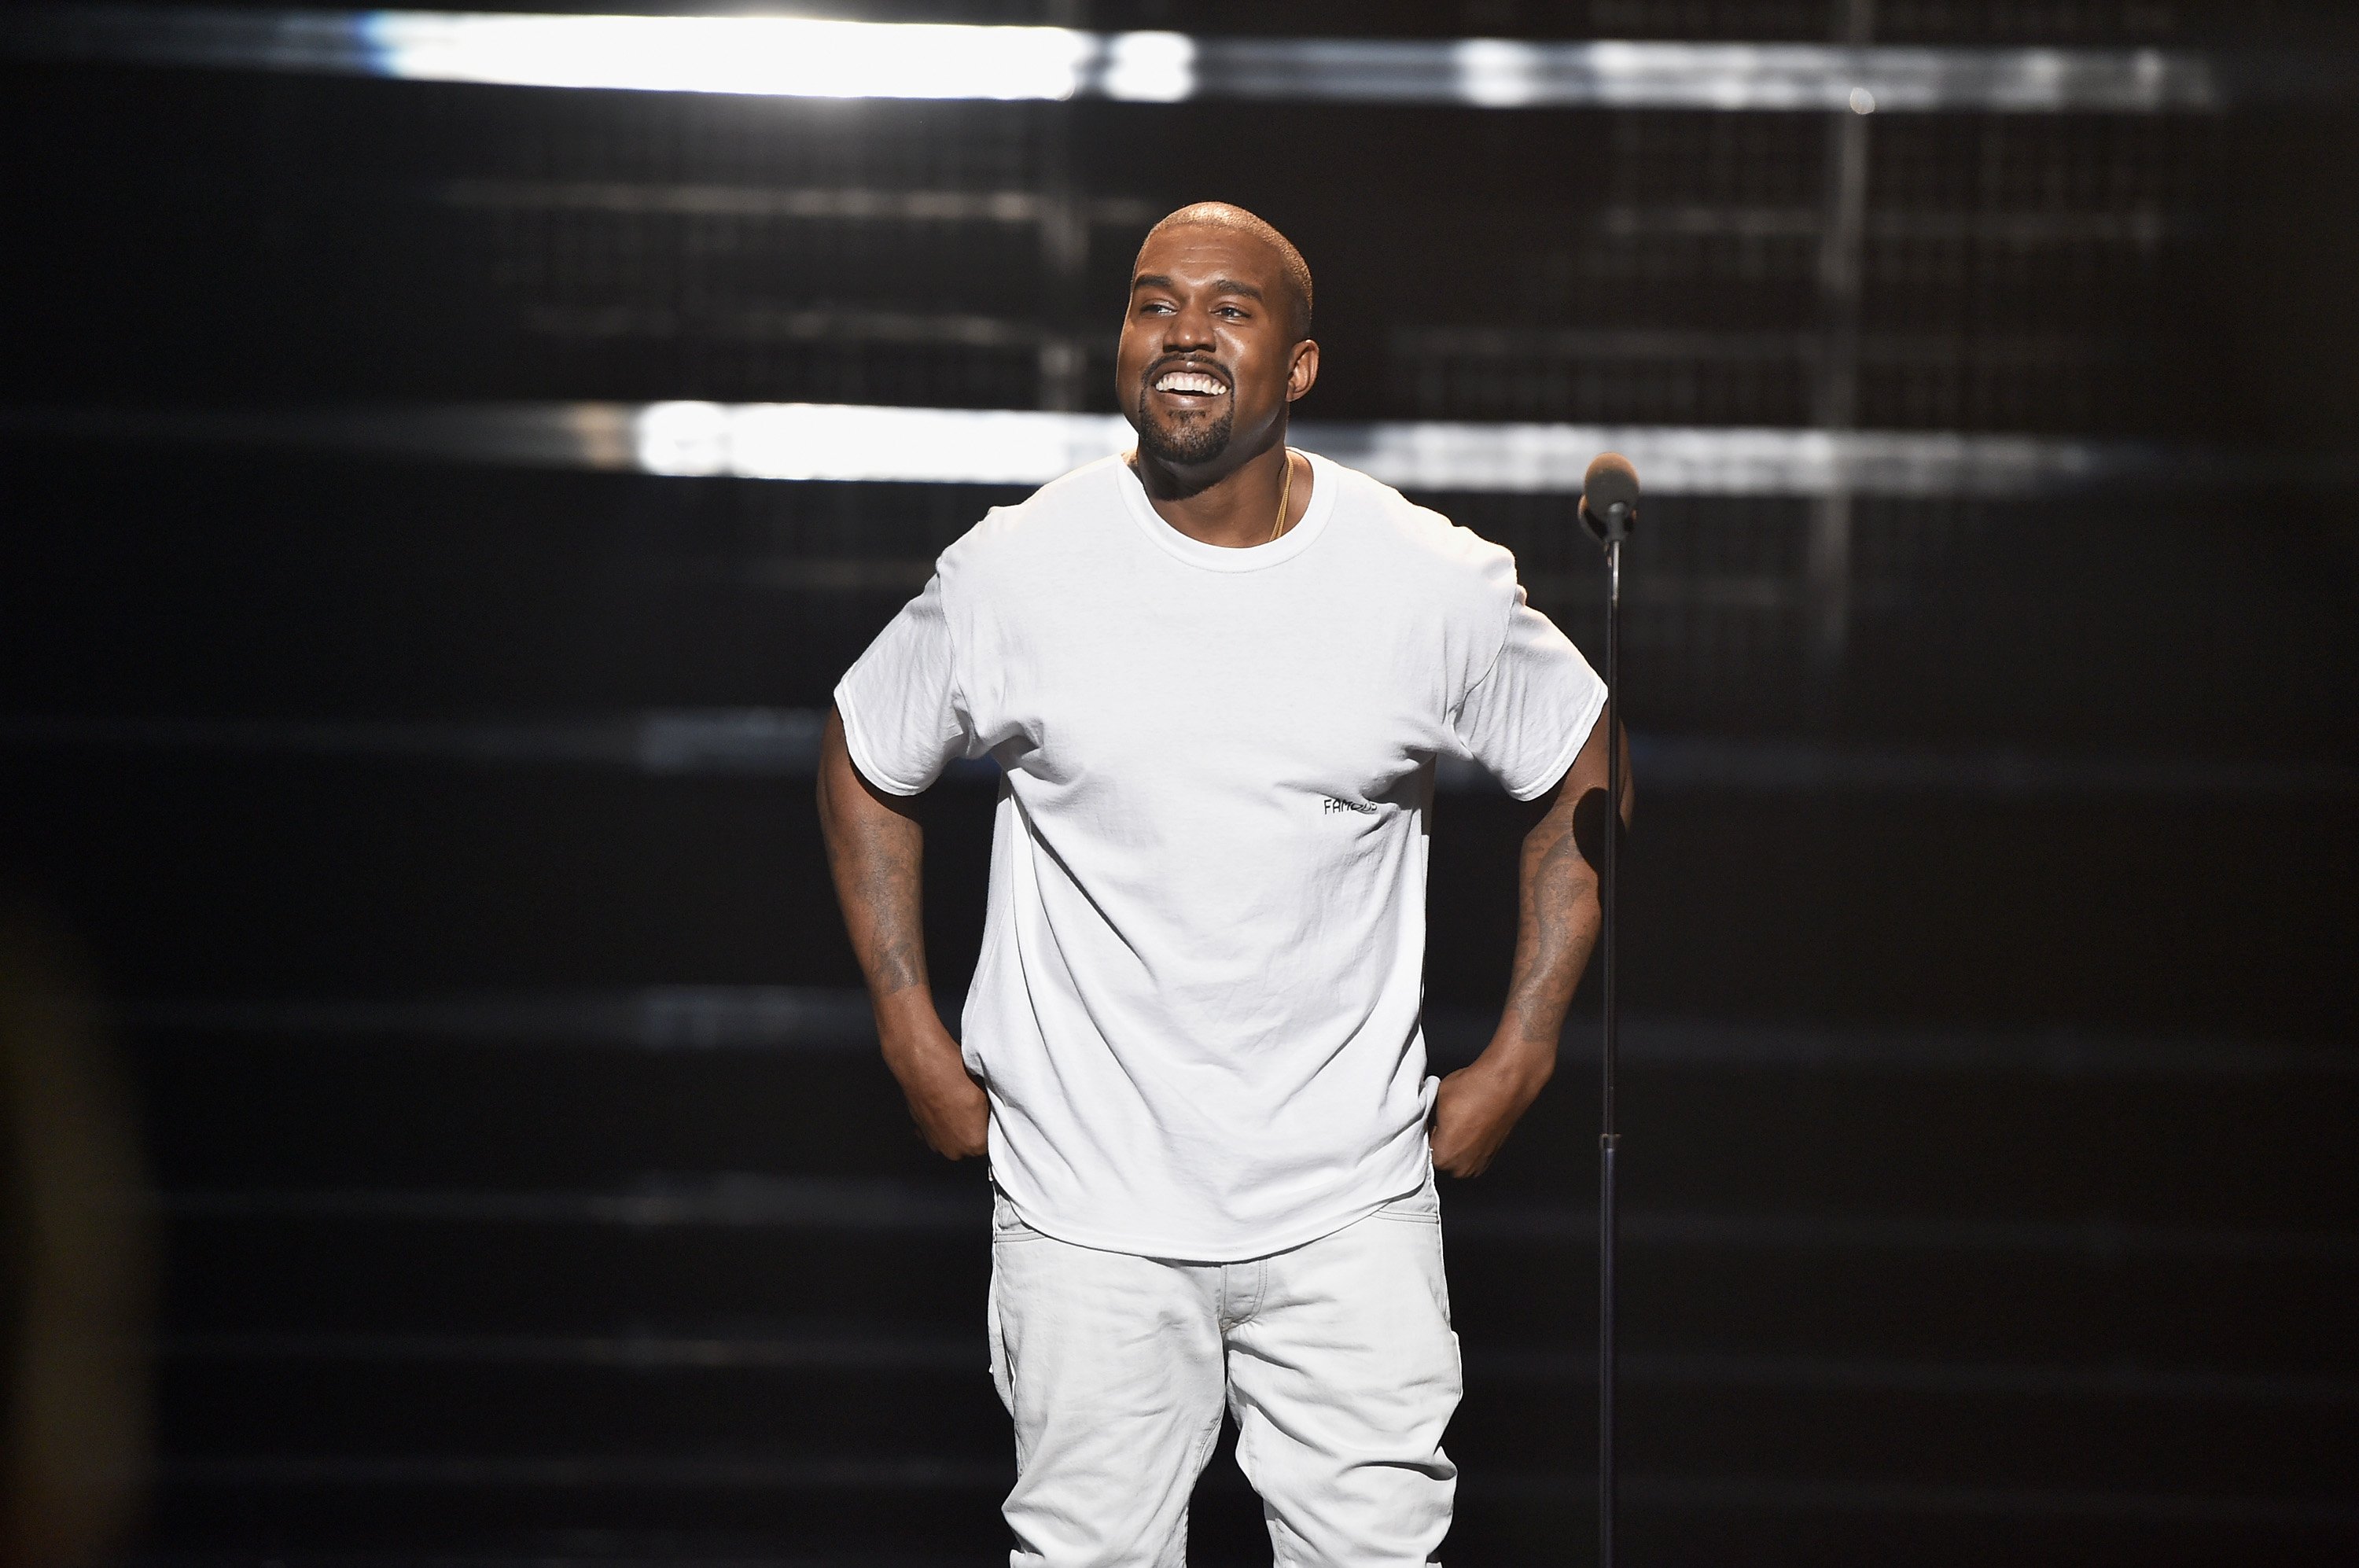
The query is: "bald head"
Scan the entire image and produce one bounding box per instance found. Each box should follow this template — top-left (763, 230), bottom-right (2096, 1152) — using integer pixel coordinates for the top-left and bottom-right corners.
top-left (1137, 203), bottom-right (1313, 340)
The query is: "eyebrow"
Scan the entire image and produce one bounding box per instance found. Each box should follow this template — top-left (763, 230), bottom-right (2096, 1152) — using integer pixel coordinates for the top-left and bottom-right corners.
top-left (1129, 272), bottom-right (1268, 303)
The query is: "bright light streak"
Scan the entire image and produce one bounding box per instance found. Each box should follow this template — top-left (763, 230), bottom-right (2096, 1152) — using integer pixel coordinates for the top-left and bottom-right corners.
top-left (633, 402), bottom-right (1132, 484)
top-left (329, 24), bottom-right (2236, 112)
top-left (6, 403), bottom-right (2229, 497)
top-left (0, 9), bottom-right (2252, 112)
top-left (1101, 31), bottom-right (1195, 102)
top-left (362, 12), bottom-right (1094, 99)
top-left (1454, 39), bottom-right (1540, 108)
top-left (616, 402), bottom-right (2167, 497)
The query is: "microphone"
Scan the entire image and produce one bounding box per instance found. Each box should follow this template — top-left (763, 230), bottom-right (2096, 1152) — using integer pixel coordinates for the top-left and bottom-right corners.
top-left (1580, 452), bottom-right (1640, 546)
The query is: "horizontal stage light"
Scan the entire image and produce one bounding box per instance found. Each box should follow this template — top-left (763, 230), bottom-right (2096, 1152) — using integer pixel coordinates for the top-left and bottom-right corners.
top-left (3, 6), bottom-right (2293, 112)
top-left (1, 401), bottom-right (2213, 500)
top-left (8, 709), bottom-right (2352, 802)
top-left (361, 13), bottom-right (1119, 101)
top-left (121, 985), bottom-right (2342, 1080)
top-left (631, 400), bottom-right (2195, 498)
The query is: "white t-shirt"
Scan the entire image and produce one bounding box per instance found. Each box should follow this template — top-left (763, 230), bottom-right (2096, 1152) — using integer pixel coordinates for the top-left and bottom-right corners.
top-left (834, 452), bottom-right (1605, 1261)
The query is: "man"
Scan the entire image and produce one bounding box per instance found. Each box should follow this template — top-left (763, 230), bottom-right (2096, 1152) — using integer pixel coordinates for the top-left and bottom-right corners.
top-left (818, 203), bottom-right (1625, 1567)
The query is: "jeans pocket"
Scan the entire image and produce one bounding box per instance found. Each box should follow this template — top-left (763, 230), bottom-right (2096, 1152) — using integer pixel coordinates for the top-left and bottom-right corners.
top-left (1371, 1169), bottom-right (1443, 1224)
top-left (989, 1186), bottom-right (1048, 1243)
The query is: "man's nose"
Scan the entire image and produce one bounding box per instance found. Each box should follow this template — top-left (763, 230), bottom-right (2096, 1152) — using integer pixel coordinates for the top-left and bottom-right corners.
top-left (1160, 303), bottom-right (1215, 351)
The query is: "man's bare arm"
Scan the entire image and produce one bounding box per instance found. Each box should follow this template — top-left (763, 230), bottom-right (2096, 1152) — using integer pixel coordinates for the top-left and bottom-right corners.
top-left (815, 707), bottom-right (988, 1159)
top-left (1430, 709), bottom-right (1632, 1177)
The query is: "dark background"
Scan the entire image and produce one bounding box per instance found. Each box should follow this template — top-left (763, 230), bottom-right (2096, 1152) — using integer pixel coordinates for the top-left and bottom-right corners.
top-left (2, 2), bottom-right (2357, 1565)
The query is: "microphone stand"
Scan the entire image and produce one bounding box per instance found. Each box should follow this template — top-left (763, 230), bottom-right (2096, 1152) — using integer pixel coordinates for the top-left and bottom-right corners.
top-left (1579, 458), bottom-right (1636, 1568)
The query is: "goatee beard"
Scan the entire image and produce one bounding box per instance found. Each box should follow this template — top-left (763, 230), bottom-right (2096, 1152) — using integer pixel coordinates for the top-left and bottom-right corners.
top-left (1134, 385), bottom-right (1234, 467)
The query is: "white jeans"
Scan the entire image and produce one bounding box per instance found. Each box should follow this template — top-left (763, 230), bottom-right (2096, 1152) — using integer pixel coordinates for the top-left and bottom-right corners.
top-left (986, 1176), bottom-right (1461, 1567)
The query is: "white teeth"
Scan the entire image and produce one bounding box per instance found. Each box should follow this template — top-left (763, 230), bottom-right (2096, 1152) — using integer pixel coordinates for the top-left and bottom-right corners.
top-left (1156, 371), bottom-right (1226, 395)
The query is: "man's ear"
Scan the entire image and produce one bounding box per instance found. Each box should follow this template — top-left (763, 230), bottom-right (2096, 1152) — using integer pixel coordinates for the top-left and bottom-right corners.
top-left (1286, 338), bottom-right (1320, 403)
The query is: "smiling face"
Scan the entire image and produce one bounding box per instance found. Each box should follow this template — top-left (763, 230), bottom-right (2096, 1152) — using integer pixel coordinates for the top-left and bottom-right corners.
top-left (1117, 223), bottom-right (1316, 471)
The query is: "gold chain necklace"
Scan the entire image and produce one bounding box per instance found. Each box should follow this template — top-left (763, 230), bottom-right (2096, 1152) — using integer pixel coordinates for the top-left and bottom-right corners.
top-left (1268, 448), bottom-right (1294, 543)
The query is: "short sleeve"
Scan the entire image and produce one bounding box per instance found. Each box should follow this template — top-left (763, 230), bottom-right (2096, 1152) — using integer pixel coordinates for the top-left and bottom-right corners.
top-left (1449, 588), bottom-right (1608, 801)
top-left (832, 572), bottom-right (974, 797)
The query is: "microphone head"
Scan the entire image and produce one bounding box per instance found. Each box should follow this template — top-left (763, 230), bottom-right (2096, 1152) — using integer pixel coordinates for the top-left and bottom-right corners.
top-left (1580, 451), bottom-right (1640, 543)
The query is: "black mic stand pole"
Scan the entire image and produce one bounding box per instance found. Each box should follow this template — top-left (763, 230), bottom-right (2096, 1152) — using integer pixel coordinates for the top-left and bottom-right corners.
top-left (1578, 453), bottom-right (1638, 1568)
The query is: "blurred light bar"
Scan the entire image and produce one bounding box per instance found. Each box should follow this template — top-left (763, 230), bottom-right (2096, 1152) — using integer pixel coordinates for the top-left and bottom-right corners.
top-left (152, 1328), bottom-right (2359, 1404)
top-left (635, 400), bottom-right (1129, 485)
top-left (9, 711), bottom-right (2354, 801)
top-left (364, 13), bottom-right (1100, 100)
top-left (166, 1327), bottom-right (986, 1373)
top-left (124, 985), bottom-right (879, 1051)
top-left (8, 7), bottom-right (1107, 100)
top-left (1220, 36), bottom-right (2228, 112)
top-left (167, 1173), bottom-right (983, 1230)
top-left (0, 708), bottom-right (831, 774)
top-left (9, 6), bottom-right (2329, 112)
top-left (3, 403), bottom-right (2228, 499)
top-left (160, 1176), bottom-right (2359, 1261)
top-left (435, 179), bottom-right (1163, 228)
top-left (135, 1453), bottom-right (2359, 1522)
top-left (126, 986), bottom-right (2359, 1080)
top-left (1300, 418), bottom-right (2181, 499)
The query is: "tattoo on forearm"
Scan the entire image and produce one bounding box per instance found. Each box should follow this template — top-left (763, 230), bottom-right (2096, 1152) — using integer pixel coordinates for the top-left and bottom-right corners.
top-left (1500, 792), bottom-right (1601, 1047)
top-left (854, 821), bottom-right (929, 999)
top-left (871, 932), bottom-right (924, 996)
top-left (820, 746), bottom-right (933, 1004)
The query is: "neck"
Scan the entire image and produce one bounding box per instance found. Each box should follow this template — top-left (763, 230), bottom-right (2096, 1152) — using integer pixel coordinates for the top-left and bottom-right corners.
top-left (1132, 429), bottom-right (1305, 550)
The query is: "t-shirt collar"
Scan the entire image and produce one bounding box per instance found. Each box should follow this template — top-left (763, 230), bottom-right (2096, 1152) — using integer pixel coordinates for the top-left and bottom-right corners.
top-left (1114, 447), bottom-right (1340, 572)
